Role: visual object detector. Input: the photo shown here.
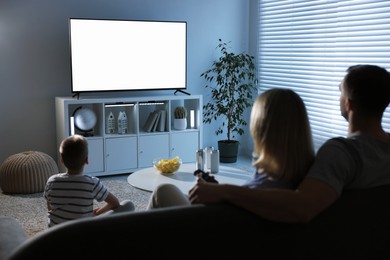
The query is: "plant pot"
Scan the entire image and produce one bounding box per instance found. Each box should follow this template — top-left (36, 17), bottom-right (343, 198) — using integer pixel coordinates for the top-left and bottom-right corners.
top-left (218, 140), bottom-right (239, 163)
top-left (173, 118), bottom-right (187, 130)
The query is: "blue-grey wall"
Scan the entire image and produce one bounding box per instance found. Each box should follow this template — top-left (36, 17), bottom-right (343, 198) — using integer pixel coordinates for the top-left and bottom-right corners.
top-left (0, 0), bottom-right (256, 165)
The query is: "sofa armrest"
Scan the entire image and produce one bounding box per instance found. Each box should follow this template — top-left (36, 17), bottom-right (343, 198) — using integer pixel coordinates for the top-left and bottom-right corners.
top-left (0, 217), bottom-right (28, 260)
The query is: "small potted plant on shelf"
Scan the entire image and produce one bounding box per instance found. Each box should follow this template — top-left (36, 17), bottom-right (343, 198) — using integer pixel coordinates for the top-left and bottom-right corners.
top-left (173, 106), bottom-right (187, 130)
top-left (201, 39), bottom-right (258, 163)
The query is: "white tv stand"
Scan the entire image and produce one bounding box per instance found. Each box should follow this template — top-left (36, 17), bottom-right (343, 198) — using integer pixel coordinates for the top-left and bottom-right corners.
top-left (55, 95), bottom-right (203, 176)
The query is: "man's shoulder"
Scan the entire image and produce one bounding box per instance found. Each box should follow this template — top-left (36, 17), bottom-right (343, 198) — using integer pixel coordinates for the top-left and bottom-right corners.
top-left (322, 135), bottom-right (377, 148)
top-left (319, 134), bottom-right (390, 161)
top-left (320, 137), bottom-right (352, 150)
top-left (317, 137), bottom-right (363, 162)
top-left (324, 134), bottom-right (390, 148)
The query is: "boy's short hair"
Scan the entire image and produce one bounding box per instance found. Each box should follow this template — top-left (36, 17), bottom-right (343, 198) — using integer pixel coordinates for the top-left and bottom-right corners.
top-left (59, 134), bottom-right (88, 171)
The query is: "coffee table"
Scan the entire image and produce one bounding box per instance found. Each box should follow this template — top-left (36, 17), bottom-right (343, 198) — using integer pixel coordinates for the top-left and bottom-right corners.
top-left (127, 163), bottom-right (252, 194)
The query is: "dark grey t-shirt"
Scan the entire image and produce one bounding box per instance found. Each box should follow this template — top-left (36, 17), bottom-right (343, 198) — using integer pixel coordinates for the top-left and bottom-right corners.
top-left (306, 133), bottom-right (390, 196)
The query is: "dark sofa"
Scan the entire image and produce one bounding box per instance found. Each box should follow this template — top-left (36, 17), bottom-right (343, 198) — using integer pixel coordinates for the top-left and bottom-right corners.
top-left (4, 184), bottom-right (390, 259)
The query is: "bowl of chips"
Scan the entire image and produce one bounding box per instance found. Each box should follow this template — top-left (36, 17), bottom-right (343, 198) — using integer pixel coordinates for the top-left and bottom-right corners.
top-left (153, 156), bottom-right (182, 175)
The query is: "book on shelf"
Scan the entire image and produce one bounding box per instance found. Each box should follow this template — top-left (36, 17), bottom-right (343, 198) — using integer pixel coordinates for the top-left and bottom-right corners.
top-left (157, 109), bottom-right (166, 132)
top-left (143, 109), bottom-right (167, 132)
top-left (143, 111), bottom-right (159, 132)
top-left (151, 110), bottom-right (161, 132)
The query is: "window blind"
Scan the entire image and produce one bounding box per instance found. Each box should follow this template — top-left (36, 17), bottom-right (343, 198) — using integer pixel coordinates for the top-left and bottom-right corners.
top-left (257, 0), bottom-right (390, 150)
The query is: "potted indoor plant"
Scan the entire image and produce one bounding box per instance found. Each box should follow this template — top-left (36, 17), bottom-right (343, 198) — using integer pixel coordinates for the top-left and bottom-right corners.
top-left (201, 39), bottom-right (258, 163)
top-left (173, 106), bottom-right (187, 130)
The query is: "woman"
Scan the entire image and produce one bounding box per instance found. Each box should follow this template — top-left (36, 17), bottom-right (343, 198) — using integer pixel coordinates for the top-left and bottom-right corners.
top-left (147, 88), bottom-right (315, 209)
top-left (242, 87), bottom-right (314, 189)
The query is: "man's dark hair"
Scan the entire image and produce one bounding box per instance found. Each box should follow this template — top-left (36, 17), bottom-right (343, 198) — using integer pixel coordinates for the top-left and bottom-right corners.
top-left (344, 64), bottom-right (390, 116)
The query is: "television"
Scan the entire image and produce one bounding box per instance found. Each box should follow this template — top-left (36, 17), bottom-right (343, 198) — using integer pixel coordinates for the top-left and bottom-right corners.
top-left (69, 18), bottom-right (187, 93)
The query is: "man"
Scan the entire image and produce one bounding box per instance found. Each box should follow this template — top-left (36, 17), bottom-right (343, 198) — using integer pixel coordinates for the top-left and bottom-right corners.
top-left (189, 64), bottom-right (390, 223)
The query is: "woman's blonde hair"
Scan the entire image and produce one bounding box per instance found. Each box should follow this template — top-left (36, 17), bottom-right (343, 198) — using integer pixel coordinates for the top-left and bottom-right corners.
top-left (250, 88), bottom-right (314, 185)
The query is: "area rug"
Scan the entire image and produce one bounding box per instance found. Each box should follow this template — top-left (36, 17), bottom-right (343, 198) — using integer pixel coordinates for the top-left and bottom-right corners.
top-left (0, 174), bottom-right (151, 238)
top-left (0, 163), bottom-right (254, 238)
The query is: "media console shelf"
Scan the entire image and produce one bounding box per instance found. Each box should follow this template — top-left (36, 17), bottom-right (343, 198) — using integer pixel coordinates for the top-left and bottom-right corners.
top-left (55, 95), bottom-right (202, 176)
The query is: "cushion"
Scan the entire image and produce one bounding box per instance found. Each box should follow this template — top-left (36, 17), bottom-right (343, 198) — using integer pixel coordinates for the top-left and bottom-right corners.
top-left (0, 151), bottom-right (58, 194)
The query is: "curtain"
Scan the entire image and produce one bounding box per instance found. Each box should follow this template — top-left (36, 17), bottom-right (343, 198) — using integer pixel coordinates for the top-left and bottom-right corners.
top-left (257, 0), bottom-right (390, 150)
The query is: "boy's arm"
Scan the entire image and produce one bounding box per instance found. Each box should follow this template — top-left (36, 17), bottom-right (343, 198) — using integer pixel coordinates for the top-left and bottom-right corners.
top-left (93, 192), bottom-right (120, 216)
top-left (46, 201), bottom-right (52, 211)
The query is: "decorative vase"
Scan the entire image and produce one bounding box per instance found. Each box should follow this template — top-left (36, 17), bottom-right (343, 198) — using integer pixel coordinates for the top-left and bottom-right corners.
top-left (173, 118), bottom-right (187, 130)
top-left (218, 140), bottom-right (239, 163)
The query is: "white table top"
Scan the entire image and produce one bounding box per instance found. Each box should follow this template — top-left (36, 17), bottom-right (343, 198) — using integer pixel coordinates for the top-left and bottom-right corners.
top-left (127, 163), bottom-right (252, 194)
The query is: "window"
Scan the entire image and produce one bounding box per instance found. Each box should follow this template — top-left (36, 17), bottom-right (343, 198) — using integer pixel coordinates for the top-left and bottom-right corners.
top-left (257, 0), bottom-right (390, 150)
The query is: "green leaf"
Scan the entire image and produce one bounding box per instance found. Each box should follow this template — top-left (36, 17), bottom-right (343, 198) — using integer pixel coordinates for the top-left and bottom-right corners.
top-left (200, 39), bottom-right (258, 141)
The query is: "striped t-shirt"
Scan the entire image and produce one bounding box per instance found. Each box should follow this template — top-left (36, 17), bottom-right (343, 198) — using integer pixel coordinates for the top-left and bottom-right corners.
top-left (43, 173), bottom-right (109, 227)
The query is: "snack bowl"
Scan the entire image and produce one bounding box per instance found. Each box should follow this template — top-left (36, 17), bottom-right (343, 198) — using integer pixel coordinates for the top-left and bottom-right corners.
top-left (153, 156), bottom-right (182, 175)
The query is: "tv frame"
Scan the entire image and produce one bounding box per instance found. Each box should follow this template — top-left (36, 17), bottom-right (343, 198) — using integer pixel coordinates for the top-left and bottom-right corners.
top-left (68, 18), bottom-right (187, 95)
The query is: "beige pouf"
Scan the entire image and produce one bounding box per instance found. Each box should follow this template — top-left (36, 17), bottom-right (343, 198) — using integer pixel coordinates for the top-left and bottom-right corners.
top-left (0, 151), bottom-right (59, 194)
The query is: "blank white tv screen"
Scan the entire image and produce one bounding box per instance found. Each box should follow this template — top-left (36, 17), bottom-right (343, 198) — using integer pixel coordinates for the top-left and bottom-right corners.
top-left (69, 18), bottom-right (187, 93)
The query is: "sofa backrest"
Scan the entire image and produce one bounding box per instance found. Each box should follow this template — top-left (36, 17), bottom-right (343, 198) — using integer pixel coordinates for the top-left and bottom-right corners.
top-left (7, 184), bottom-right (390, 259)
top-left (296, 184), bottom-right (390, 259)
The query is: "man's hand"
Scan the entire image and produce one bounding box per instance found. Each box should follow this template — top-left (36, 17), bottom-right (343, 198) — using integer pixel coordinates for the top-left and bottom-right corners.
top-left (193, 169), bottom-right (218, 183)
top-left (188, 181), bottom-right (223, 204)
